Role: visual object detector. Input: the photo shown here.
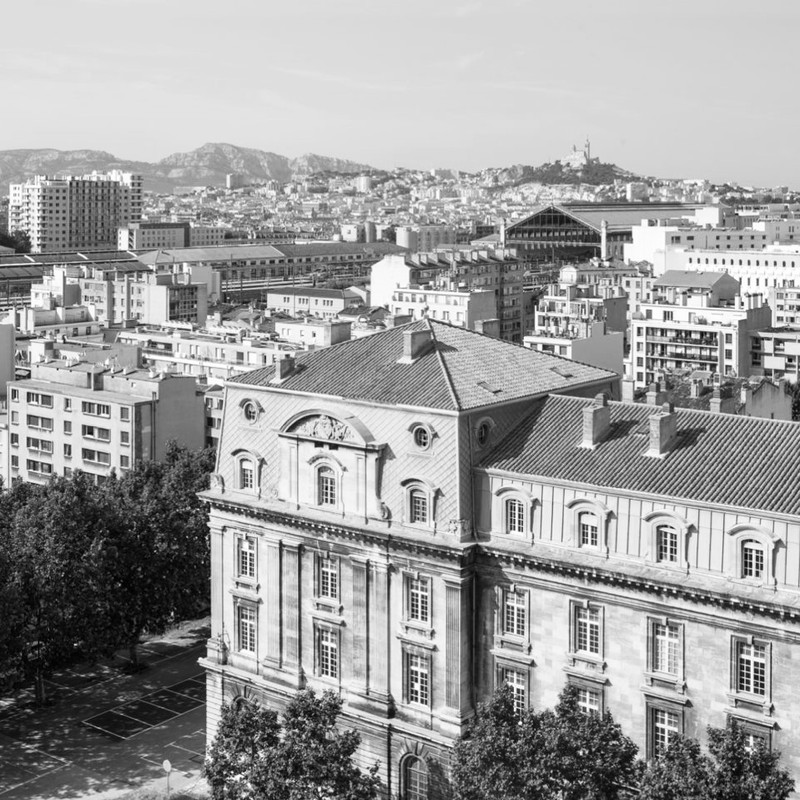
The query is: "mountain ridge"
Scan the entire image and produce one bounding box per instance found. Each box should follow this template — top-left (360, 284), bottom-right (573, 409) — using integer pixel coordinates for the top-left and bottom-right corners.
top-left (0, 142), bottom-right (644, 192)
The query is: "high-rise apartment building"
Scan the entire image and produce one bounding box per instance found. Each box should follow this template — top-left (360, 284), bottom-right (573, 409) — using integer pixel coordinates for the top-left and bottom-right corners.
top-left (8, 171), bottom-right (143, 253)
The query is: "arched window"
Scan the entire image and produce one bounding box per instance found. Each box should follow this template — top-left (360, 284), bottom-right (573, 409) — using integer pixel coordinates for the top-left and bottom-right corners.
top-left (403, 756), bottom-right (428, 800)
top-left (656, 525), bottom-right (678, 563)
top-left (741, 539), bottom-right (765, 579)
top-left (239, 459), bottom-right (254, 490)
top-left (505, 497), bottom-right (525, 534)
top-left (409, 488), bottom-right (428, 524)
top-left (317, 465), bottom-right (337, 506)
top-left (579, 512), bottom-right (599, 548)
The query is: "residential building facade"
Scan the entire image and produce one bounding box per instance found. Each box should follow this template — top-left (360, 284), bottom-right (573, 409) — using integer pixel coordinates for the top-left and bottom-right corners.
top-left (9, 171), bottom-right (143, 252)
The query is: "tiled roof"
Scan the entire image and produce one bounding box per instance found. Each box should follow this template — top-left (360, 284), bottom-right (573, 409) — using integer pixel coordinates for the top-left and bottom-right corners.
top-left (233, 319), bottom-right (616, 411)
top-left (481, 395), bottom-right (800, 515)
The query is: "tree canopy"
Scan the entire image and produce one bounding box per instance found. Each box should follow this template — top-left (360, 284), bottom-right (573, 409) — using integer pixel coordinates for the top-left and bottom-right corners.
top-left (452, 684), bottom-right (638, 800)
top-left (204, 689), bottom-right (380, 800)
top-left (0, 443), bottom-right (215, 698)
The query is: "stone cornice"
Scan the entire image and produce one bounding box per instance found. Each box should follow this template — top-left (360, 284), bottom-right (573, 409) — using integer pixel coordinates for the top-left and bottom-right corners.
top-left (480, 545), bottom-right (800, 626)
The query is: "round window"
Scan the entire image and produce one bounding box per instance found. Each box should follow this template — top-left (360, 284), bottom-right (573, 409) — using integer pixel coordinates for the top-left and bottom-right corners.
top-left (476, 420), bottom-right (491, 446)
top-left (413, 426), bottom-right (430, 449)
top-left (243, 401), bottom-right (258, 423)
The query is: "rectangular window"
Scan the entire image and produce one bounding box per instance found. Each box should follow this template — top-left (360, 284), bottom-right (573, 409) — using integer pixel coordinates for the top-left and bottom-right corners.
top-left (319, 558), bottom-right (339, 600)
top-left (120, 430), bottom-right (130, 446)
top-left (82, 448), bottom-right (111, 465)
top-left (26, 391), bottom-right (53, 408)
top-left (651, 708), bottom-right (680, 755)
top-left (736, 642), bottom-right (767, 696)
top-left (236, 605), bottom-right (257, 653)
top-left (120, 455), bottom-right (130, 469)
top-left (82, 424), bottom-right (111, 441)
top-left (575, 606), bottom-right (601, 655)
top-left (120, 407), bottom-right (130, 421)
top-left (652, 622), bottom-right (681, 675)
top-left (407, 653), bottom-right (429, 706)
top-left (240, 461), bottom-right (254, 489)
top-left (503, 590), bottom-right (527, 638)
top-left (27, 415), bottom-right (53, 432)
top-left (26, 459), bottom-right (53, 475)
top-left (64, 420), bottom-right (72, 435)
top-left (500, 667), bottom-right (527, 715)
top-left (64, 398), bottom-right (72, 411)
top-left (576, 686), bottom-right (601, 715)
top-left (408, 577), bottom-right (430, 623)
top-left (318, 467), bottom-right (336, 506)
top-left (82, 401), bottom-right (111, 417)
top-left (318, 628), bottom-right (338, 679)
top-left (410, 489), bottom-right (428, 523)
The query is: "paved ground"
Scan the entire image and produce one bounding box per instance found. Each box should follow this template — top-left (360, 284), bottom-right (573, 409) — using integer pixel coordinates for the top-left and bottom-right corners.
top-left (0, 619), bottom-right (211, 799)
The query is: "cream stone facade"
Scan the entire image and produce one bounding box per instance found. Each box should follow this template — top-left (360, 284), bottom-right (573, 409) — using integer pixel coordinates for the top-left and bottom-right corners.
top-left (202, 318), bottom-right (800, 798)
top-left (201, 319), bottom-right (618, 798)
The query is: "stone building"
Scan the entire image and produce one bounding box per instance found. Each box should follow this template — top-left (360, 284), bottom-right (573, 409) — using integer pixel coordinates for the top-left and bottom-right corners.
top-left (201, 317), bottom-right (800, 797)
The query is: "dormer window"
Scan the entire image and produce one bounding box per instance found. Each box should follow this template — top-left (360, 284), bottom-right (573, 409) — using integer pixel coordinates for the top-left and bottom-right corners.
top-left (741, 539), bottom-right (765, 579)
top-left (505, 498), bottom-right (525, 535)
top-left (240, 460), bottom-right (254, 490)
top-left (409, 488), bottom-right (428, 524)
top-left (243, 402), bottom-right (258, 423)
top-left (579, 512), bottom-right (599, 548)
top-left (656, 525), bottom-right (679, 563)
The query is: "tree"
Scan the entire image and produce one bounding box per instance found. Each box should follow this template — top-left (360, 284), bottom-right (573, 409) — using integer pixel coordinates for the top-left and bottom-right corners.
top-left (7, 474), bottom-right (120, 702)
top-left (0, 229), bottom-right (32, 253)
top-left (205, 689), bottom-right (380, 800)
top-left (98, 442), bottom-right (215, 670)
top-left (452, 684), bottom-right (638, 800)
top-left (451, 684), bottom-right (525, 800)
top-left (639, 737), bottom-right (712, 800)
top-left (706, 722), bottom-right (794, 800)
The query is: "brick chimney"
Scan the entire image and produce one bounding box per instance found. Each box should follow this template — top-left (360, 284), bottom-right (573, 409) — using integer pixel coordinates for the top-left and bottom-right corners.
top-left (271, 355), bottom-right (295, 384)
top-left (646, 381), bottom-right (667, 406)
top-left (581, 393), bottom-right (610, 449)
top-left (398, 328), bottom-right (433, 364)
top-left (646, 402), bottom-right (677, 458)
top-left (709, 387), bottom-right (724, 414)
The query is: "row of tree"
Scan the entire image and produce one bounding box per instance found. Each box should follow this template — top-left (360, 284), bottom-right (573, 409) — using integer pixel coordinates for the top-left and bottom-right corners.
top-left (0, 443), bottom-right (215, 702)
top-left (452, 685), bottom-right (793, 800)
top-left (204, 685), bottom-right (794, 800)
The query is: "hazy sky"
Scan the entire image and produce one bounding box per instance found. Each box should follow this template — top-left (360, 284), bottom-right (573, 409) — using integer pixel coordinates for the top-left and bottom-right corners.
top-left (3, 0), bottom-right (798, 187)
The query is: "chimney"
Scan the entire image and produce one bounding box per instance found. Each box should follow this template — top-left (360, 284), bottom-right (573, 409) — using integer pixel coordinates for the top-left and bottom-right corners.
top-left (646, 381), bottom-right (666, 406)
top-left (709, 387), bottom-right (724, 414)
top-left (398, 328), bottom-right (433, 364)
top-left (581, 393), bottom-right (610, 449)
top-left (646, 402), bottom-right (677, 458)
top-left (271, 355), bottom-right (296, 383)
top-left (740, 382), bottom-right (751, 406)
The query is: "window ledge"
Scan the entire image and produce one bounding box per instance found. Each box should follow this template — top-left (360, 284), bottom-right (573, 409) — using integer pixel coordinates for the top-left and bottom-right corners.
top-left (566, 652), bottom-right (605, 672)
top-left (643, 671), bottom-right (686, 694)
top-left (401, 620), bottom-right (434, 639)
top-left (727, 692), bottom-right (773, 716)
top-left (314, 597), bottom-right (343, 614)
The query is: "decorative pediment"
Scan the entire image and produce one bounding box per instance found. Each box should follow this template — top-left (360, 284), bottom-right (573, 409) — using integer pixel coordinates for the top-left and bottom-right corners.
top-left (290, 414), bottom-right (355, 442)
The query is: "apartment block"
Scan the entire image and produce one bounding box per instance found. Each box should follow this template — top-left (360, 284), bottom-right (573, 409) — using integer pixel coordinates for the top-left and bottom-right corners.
top-left (629, 271), bottom-right (771, 388)
top-left (118, 222), bottom-right (226, 251)
top-left (9, 171), bottom-right (143, 253)
top-left (3, 357), bottom-right (204, 487)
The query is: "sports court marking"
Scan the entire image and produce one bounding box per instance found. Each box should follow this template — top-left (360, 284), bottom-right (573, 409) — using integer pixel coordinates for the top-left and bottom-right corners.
top-left (83, 674), bottom-right (206, 741)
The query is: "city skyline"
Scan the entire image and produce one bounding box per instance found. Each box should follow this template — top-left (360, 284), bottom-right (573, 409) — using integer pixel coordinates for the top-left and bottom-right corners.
top-left (4, 0), bottom-right (798, 189)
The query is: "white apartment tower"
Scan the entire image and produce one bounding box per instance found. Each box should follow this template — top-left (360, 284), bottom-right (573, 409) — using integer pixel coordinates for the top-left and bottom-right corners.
top-left (9, 171), bottom-right (143, 253)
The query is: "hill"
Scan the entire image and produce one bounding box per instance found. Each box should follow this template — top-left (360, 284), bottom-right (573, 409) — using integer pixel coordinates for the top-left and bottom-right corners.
top-left (0, 143), bottom-right (375, 192)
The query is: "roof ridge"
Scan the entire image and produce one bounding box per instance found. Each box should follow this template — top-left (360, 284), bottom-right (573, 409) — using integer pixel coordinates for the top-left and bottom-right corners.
top-left (428, 318), bottom-right (461, 411)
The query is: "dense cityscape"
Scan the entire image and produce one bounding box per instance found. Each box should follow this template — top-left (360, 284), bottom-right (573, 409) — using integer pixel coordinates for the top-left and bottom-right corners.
top-left (2, 1), bottom-right (800, 799)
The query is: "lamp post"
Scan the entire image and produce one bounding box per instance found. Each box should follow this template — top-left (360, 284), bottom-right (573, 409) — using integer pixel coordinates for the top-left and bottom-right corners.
top-left (163, 759), bottom-right (172, 799)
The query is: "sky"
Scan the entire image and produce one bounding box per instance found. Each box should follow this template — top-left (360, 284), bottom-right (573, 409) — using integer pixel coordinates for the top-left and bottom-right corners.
top-left (2, 0), bottom-right (799, 187)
